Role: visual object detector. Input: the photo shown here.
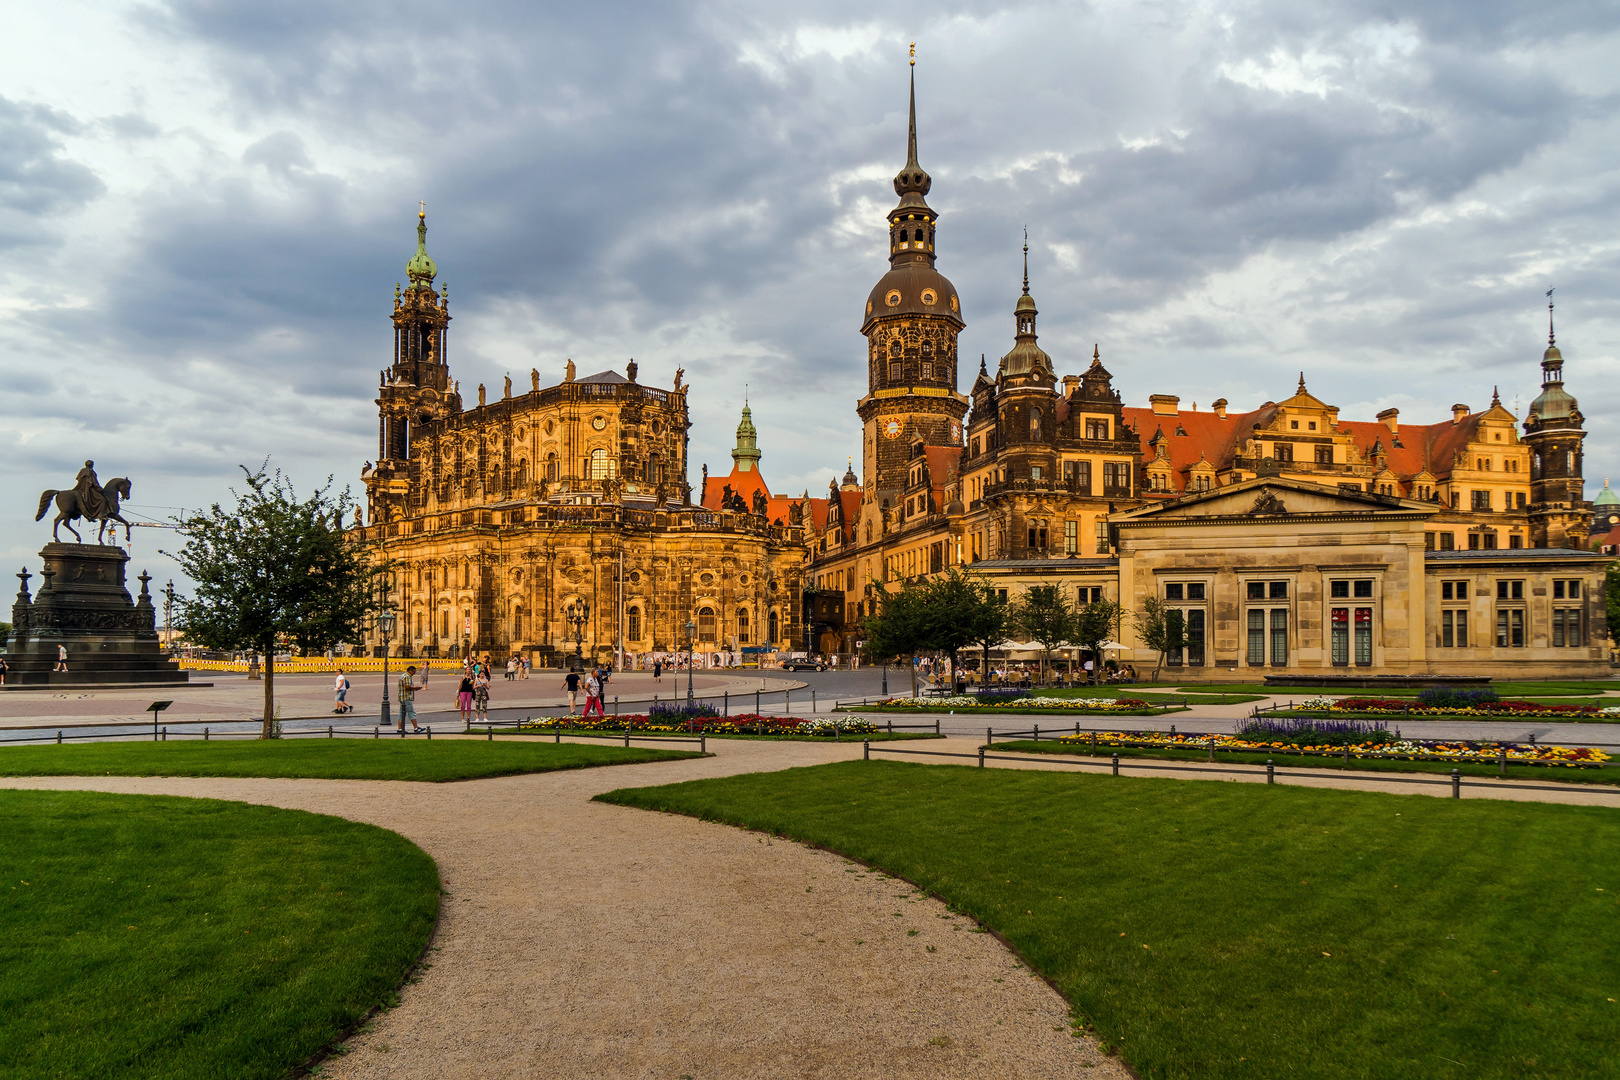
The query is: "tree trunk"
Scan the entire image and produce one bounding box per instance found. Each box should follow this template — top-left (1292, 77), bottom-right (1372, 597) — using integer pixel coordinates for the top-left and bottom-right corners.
top-left (261, 648), bottom-right (276, 739)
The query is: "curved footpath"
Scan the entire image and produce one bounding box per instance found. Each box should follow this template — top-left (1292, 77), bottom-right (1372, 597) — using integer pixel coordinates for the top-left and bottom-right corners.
top-left (0, 737), bottom-right (1125, 1080)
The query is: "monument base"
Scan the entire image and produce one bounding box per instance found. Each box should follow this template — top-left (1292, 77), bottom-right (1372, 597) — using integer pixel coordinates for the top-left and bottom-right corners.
top-left (5, 543), bottom-right (190, 687)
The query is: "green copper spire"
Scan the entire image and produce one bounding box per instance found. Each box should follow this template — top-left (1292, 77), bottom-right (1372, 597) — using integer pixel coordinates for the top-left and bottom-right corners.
top-left (731, 399), bottom-right (761, 472)
top-left (406, 206), bottom-right (437, 289)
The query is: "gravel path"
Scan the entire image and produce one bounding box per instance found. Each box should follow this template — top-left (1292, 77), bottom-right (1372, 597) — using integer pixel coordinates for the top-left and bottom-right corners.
top-left (0, 738), bottom-right (1127, 1080)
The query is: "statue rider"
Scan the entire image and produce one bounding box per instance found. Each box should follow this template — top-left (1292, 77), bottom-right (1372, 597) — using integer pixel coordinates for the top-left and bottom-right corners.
top-left (74, 461), bottom-right (108, 521)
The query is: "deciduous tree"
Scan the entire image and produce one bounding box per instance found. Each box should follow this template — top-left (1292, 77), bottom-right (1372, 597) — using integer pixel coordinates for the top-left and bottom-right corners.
top-left (165, 467), bottom-right (380, 738)
top-left (1012, 585), bottom-right (1078, 684)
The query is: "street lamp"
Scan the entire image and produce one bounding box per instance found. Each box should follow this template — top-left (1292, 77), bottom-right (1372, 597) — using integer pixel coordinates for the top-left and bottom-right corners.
top-left (564, 600), bottom-right (591, 670)
top-left (684, 618), bottom-right (696, 706)
top-left (377, 603), bottom-right (397, 728)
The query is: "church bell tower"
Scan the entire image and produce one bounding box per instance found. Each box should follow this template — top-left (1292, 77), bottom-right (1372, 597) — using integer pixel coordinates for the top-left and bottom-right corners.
top-left (856, 50), bottom-right (969, 505)
top-left (1523, 292), bottom-right (1591, 548)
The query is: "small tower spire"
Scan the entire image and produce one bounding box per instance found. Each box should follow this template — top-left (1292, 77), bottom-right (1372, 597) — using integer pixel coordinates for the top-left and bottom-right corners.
top-left (906, 42), bottom-right (919, 170)
top-left (1547, 286), bottom-right (1556, 346)
top-left (1298, 371), bottom-right (1307, 394)
top-left (1022, 227), bottom-right (1030, 296)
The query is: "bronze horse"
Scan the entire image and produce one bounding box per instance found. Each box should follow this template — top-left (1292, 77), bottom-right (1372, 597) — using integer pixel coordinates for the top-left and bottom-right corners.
top-left (36, 477), bottom-right (134, 544)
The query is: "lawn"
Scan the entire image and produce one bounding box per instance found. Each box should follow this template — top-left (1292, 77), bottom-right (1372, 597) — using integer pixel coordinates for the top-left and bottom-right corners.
top-left (0, 739), bottom-right (700, 782)
top-left (1033, 688), bottom-right (1264, 705)
top-left (0, 790), bottom-right (439, 1080)
top-left (992, 739), bottom-right (1620, 786)
top-left (600, 761), bottom-right (1620, 1080)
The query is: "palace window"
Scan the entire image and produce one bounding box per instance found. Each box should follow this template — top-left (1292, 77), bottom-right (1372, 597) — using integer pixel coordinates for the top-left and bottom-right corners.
top-left (1274, 443), bottom-right (1294, 462)
top-left (768, 610), bottom-right (779, 644)
top-left (1553, 579), bottom-right (1582, 600)
top-left (1030, 409), bottom-right (1042, 439)
top-left (1066, 460), bottom-right (1091, 494)
top-left (921, 361), bottom-right (933, 379)
top-left (889, 363), bottom-right (902, 382)
top-left (546, 453), bottom-right (558, 481)
top-left (1103, 461), bottom-right (1130, 495)
top-left (1085, 419), bottom-right (1110, 440)
top-left (1315, 444), bottom-right (1333, 464)
top-left (1079, 586), bottom-right (1103, 604)
top-left (627, 606), bottom-right (642, 642)
top-left (1440, 609), bottom-right (1468, 648)
top-left (1095, 519), bottom-right (1109, 554)
top-left (512, 607), bottom-right (524, 641)
top-left (1496, 609), bottom-right (1525, 648)
top-left (697, 606), bottom-right (716, 643)
top-left (1553, 607), bottom-right (1583, 647)
top-left (590, 449), bottom-right (616, 479)
top-left (737, 607), bottom-right (750, 644)
top-left (441, 610), bottom-right (450, 638)
top-left (1471, 490), bottom-right (1491, 510)
top-left (1064, 520), bottom-right (1077, 555)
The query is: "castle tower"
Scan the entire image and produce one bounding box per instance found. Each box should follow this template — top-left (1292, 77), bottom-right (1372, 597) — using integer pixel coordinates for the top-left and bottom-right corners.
top-left (991, 237), bottom-right (1060, 477)
top-left (731, 401), bottom-right (762, 472)
top-left (856, 52), bottom-right (968, 505)
top-left (1523, 292), bottom-right (1591, 547)
top-left (377, 208), bottom-right (456, 465)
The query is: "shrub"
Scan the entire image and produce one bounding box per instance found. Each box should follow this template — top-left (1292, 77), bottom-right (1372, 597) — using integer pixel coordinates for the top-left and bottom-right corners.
top-left (649, 701), bottom-right (721, 722)
top-left (1237, 717), bottom-right (1396, 748)
top-left (1417, 686), bottom-right (1499, 709)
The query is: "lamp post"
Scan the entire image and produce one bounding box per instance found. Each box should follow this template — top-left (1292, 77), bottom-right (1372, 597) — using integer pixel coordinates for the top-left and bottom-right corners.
top-left (564, 600), bottom-right (590, 671)
top-left (685, 618), bottom-right (696, 707)
top-left (377, 603), bottom-right (397, 728)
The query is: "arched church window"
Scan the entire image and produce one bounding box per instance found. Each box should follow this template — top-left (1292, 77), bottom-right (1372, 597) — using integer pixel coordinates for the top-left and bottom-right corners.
top-left (737, 607), bottom-right (750, 644)
top-left (768, 609), bottom-right (779, 644)
top-left (1030, 409), bottom-right (1042, 439)
top-left (590, 449), bottom-right (615, 479)
top-left (516, 459), bottom-right (529, 485)
top-left (513, 607), bottom-right (524, 641)
top-left (889, 339), bottom-right (901, 357)
top-left (627, 606), bottom-right (642, 641)
top-left (698, 606), bottom-right (716, 643)
top-left (546, 453), bottom-right (558, 481)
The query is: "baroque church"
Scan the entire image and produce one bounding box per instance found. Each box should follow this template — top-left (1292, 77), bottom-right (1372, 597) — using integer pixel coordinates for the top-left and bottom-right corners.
top-left (801, 65), bottom-right (1611, 679)
top-left (352, 211), bottom-right (807, 664)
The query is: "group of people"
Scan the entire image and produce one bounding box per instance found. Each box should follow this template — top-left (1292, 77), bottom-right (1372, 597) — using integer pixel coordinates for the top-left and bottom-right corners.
top-left (561, 664), bottom-right (614, 718)
top-left (330, 656), bottom-right (499, 731)
top-left (502, 654), bottom-right (531, 680)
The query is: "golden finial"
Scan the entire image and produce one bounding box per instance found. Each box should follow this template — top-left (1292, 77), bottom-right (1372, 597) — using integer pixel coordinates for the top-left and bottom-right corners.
top-left (419, 200), bottom-right (425, 219)
top-left (909, 41), bottom-right (915, 67)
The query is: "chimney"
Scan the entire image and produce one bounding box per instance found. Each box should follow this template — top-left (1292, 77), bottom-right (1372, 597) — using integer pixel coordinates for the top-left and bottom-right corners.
top-left (1377, 407), bottom-right (1398, 433)
top-left (1451, 403), bottom-right (1469, 424)
top-left (1150, 394), bottom-right (1180, 417)
top-left (1211, 398), bottom-right (1228, 420)
top-left (1062, 374), bottom-right (1079, 397)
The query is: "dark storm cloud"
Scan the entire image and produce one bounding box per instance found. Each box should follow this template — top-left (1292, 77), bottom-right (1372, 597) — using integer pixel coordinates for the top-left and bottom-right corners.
top-left (1, 0), bottom-right (1617, 568)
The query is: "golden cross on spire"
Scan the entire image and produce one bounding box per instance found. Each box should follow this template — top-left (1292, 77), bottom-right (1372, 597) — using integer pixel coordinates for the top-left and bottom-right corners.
top-left (419, 200), bottom-right (426, 219)
top-left (909, 41), bottom-right (915, 66)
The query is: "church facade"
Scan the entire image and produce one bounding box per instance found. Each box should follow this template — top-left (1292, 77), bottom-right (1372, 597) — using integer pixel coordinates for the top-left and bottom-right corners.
top-left (803, 70), bottom-right (1612, 679)
top-left (350, 212), bottom-right (806, 664)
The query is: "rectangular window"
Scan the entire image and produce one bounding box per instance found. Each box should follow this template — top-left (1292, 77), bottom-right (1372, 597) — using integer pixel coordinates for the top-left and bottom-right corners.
top-left (920, 361), bottom-right (933, 379)
top-left (1353, 580), bottom-right (1373, 598)
top-left (1270, 609), bottom-right (1289, 666)
top-left (1269, 581), bottom-right (1288, 599)
top-left (1247, 581), bottom-right (1265, 600)
top-left (1355, 608), bottom-right (1373, 665)
top-left (1497, 580), bottom-right (1524, 600)
top-left (1095, 519), bottom-right (1109, 554)
top-left (1331, 608), bottom-right (1349, 665)
top-left (1509, 534), bottom-right (1523, 549)
top-left (1030, 466), bottom-right (1043, 481)
top-left (1442, 609), bottom-right (1455, 648)
top-left (1187, 583), bottom-right (1206, 600)
top-left (1482, 531), bottom-right (1498, 549)
top-left (1442, 581), bottom-right (1454, 601)
top-left (1468, 532), bottom-right (1480, 550)
top-left (1439, 533), bottom-right (1455, 551)
top-left (1315, 444), bottom-right (1333, 464)
top-left (1554, 609), bottom-right (1583, 647)
top-left (1425, 532), bottom-right (1436, 551)
top-left (1187, 609), bottom-right (1206, 667)
top-left (1554, 580), bottom-right (1565, 599)
top-left (1516, 492), bottom-right (1526, 509)
top-left (1166, 583), bottom-right (1184, 600)
top-left (1471, 490), bottom-right (1491, 510)
top-left (1331, 580), bottom-right (1350, 599)
top-left (1455, 609), bottom-right (1468, 648)
top-left (1103, 461), bottom-right (1130, 495)
top-left (1275, 443), bottom-right (1294, 462)
top-left (1065, 520), bottom-right (1077, 554)
top-left (1496, 609), bottom-right (1525, 648)
top-left (1247, 609), bottom-right (1265, 666)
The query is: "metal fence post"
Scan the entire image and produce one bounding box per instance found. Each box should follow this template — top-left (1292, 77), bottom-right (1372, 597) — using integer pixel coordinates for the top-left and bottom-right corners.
top-left (934, 718), bottom-right (940, 735)
top-left (1112, 752), bottom-right (1119, 776)
top-left (864, 739), bottom-right (870, 761)
top-left (161, 727), bottom-right (167, 742)
top-left (1342, 744), bottom-right (1350, 765)
top-left (203, 728), bottom-right (209, 741)
top-left (614, 695), bottom-right (619, 716)
top-left (488, 726), bottom-right (493, 741)
top-left (1034, 724), bottom-right (1040, 742)
top-left (1452, 769), bottom-right (1461, 799)
top-left (1267, 760), bottom-right (1275, 785)
top-left (786, 689), bottom-right (791, 714)
top-left (1209, 737), bottom-right (1215, 763)
top-left (701, 734), bottom-right (707, 753)
top-left (812, 689), bottom-right (817, 713)
top-left (978, 746), bottom-right (985, 768)
top-left (756, 689), bottom-right (761, 714)
top-left (1499, 748), bottom-right (1507, 776)
top-left (724, 691), bottom-right (729, 716)
top-left (56, 730), bottom-right (62, 744)
top-left (624, 728), bottom-right (631, 747)
top-left (427, 726), bottom-right (432, 740)
top-left (374, 727), bottom-right (378, 739)
top-left (986, 726), bottom-right (993, 746)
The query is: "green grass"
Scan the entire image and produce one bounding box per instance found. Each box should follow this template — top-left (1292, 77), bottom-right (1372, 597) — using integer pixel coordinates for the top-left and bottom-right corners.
top-left (487, 728), bottom-right (941, 742)
top-left (1180, 680), bottom-right (1619, 698)
top-left (841, 703), bottom-right (1186, 716)
top-left (0, 789), bottom-right (439, 1080)
top-left (1034, 687), bottom-right (1265, 704)
top-left (992, 739), bottom-right (1620, 786)
top-left (1269, 708), bottom-right (1619, 724)
top-left (0, 739), bottom-right (700, 782)
top-left (600, 761), bottom-right (1620, 1080)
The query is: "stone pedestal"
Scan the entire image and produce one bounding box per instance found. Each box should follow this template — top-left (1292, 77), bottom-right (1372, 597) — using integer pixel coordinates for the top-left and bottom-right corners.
top-left (4, 543), bottom-right (190, 687)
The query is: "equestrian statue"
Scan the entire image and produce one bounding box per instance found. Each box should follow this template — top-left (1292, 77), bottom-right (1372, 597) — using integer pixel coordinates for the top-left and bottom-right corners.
top-left (36, 461), bottom-right (135, 544)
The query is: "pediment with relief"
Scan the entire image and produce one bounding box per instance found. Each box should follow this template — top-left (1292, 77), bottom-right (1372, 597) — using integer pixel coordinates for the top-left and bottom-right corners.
top-left (1116, 477), bottom-right (1437, 522)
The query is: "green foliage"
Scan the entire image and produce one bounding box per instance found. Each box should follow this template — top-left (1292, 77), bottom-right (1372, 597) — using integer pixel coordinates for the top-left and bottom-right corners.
top-left (1606, 561), bottom-right (1620, 644)
top-left (0, 789), bottom-right (439, 1080)
top-left (0, 739), bottom-right (699, 782)
top-left (602, 761), bottom-right (1620, 1080)
top-left (1011, 584), bottom-right (1078, 682)
top-left (164, 466), bottom-right (380, 737)
top-left (1132, 598), bottom-right (1185, 681)
top-left (917, 569), bottom-right (1006, 669)
top-left (1073, 597), bottom-right (1127, 680)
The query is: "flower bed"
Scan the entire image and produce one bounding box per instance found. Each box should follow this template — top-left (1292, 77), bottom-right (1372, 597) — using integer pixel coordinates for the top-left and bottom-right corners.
top-left (517, 713), bottom-right (879, 737)
top-left (1288, 696), bottom-right (1604, 717)
top-left (855, 695), bottom-right (1166, 713)
top-left (1055, 728), bottom-right (1611, 767)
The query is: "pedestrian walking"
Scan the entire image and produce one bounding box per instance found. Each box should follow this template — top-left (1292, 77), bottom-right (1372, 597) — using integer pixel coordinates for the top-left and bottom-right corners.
top-left (582, 670), bottom-right (605, 718)
top-left (54, 644), bottom-right (69, 672)
top-left (332, 669), bottom-right (352, 714)
top-left (474, 666), bottom-right (491, 722)
top-left (506, 655), bottom-right (517, 681)
top-left (652, 658), bottom-right (662, 683)
top-left (457, 670), bottom-right (475, 723)
top-left (520, 654), bottom-right (530, 680)
top-left (0, 655), bottom-right (8, 685)
top-left (563, 669), bottom-right (581, 715)
top-left (398, 665), bottom-right (427, 732)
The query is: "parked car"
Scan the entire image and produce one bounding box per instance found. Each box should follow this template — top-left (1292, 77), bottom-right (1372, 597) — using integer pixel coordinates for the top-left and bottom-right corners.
top-left (780, 659), bottom-right (826, 672)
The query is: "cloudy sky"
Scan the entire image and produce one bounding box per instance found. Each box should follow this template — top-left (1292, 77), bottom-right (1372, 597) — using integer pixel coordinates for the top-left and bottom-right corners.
top-left (3, 0), bottom-right (1618, 586)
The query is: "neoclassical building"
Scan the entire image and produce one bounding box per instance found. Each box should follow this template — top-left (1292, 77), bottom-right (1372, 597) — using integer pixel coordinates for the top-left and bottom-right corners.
top-left (351, 211), bottom-right (807, 664)
top-left (803, 72), bottom-right (1611, 678)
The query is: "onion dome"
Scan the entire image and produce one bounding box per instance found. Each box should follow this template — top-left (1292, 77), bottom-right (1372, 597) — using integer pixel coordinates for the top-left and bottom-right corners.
top-left (406, 209), bottom-right (437, 289)
top-left (1595, 478), bottom-right (1618, 508)
top-left (1527, 293), bottom-right (1578, 423)
top-left (841, 458), bottom-right (860, 490)
top-left (997, 237), bottom-right (1055, 381)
